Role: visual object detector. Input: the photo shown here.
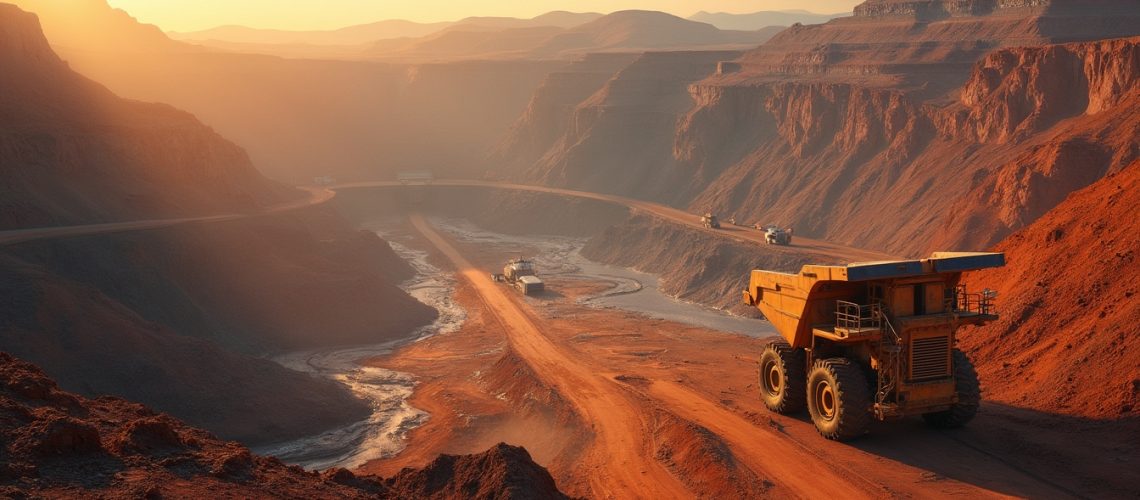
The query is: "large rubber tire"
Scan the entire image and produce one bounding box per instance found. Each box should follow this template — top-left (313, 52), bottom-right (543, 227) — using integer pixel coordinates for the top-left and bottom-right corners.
top-left (757, 340), bottom-right (806, 413)
top-left (923, 350), bottom-right (981, 428)
top-left (806, 358), bottom-right (872, 441)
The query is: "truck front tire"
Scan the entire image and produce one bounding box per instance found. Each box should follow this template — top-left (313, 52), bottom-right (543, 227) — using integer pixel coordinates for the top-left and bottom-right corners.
top-left (922, 350), bottom-right (981, 428)
top-left (807, 358), bottom-right (872, 441)
top-left (758, 340), bottom-right (806, 413)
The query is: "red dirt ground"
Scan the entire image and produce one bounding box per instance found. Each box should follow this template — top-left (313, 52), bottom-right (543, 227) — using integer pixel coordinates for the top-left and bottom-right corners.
top-left (359, 215), bottom-right (1138, 499)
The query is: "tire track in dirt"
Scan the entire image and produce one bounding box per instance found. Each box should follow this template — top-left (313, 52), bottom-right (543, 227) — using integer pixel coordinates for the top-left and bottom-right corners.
top-left (410, 213), bottom-right (690, 499)
top-left (410, 213), bottom-right (897, 499)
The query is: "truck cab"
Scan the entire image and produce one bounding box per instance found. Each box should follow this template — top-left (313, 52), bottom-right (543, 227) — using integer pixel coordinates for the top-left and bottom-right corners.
top-left (742, 252), bottom-right (1004, 440)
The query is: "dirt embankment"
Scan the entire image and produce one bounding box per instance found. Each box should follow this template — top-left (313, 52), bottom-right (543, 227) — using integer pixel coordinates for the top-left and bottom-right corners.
top-left (0, 207), bottom-right (439, 444)
top-left (960, 160), bottom-right (1140, 420)
top-left (582, 214), bottom-right (831, 311)
top-left (0, 352), bottom-right (571, 499)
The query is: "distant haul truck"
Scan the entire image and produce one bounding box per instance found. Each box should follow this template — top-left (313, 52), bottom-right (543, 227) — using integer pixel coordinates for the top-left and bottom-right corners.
top-left (701, 214), bottom-right (721, 229)
top-left (742, 252), bottom-right (1005, 440)
top-left (313, 176), bottom-right (337, 186)
top-left (762, 225), bottom-right (793, 246)
top-left (492, 258), bottom-right (544, 296)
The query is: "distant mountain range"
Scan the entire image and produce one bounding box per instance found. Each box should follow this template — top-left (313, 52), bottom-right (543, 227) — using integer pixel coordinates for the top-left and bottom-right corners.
top-left (168, 9), bottom-right (841, 60)
top-left (170, 11), bottom-right (605, 47)
top-left (688, 10), bottom-right (848, 30)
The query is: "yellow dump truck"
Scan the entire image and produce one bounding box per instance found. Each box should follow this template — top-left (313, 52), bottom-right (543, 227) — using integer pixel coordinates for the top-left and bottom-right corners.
top-left (742, 252), bottom-right (1004, 440)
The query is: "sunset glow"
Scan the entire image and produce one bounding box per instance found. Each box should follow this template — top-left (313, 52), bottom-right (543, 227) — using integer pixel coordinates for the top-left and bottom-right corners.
top-left (105, 0), bottom-right (862, 31)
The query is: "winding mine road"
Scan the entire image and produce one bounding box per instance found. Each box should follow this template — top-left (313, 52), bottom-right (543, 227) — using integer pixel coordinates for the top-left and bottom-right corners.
top-left (1, 179), bottom-right (893, 264)
top-left (0, 187), bottom-right (335, 247)
top-left (408, 213), bottom-right (1074, 499)
top-left (408, 214), bottom-right (887, 498)
top-left (341, 180), bottom-right (897, 262)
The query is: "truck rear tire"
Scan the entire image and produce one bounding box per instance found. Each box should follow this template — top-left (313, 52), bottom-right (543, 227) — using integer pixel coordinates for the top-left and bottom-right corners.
top-left (922, 350), bottom-right (981, 428)
top-left (807, 358), bottom-right (872, 441)
top-left (758, 340), bottom-right (806, 413)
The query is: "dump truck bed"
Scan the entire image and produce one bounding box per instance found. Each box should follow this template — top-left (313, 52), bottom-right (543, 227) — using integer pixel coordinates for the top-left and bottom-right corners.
top-left (744, 253), bottom-right (1005, 347)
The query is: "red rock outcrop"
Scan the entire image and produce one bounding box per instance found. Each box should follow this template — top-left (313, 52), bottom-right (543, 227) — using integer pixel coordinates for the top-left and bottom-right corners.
top-left (958, 160), bottom-right (1140, 419)
top-left (0, 353), bottom-right (572, 499)
top-left (932, 37), bottom-right (1140, 250)
top-left (678, 33), bottom-right (1140, 256)
top-left (498, 1), bottom-right (1140, 256)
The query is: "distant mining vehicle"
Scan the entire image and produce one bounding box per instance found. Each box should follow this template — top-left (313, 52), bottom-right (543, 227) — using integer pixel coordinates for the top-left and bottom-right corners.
top-left (742, 252), bottom-right (1005, 440)
top-left (764, 226), bottom-right (793, 246)
top-left (701, 214), bottom-right (721, 229)
top-left (493, 258), bottom-right (544, 296)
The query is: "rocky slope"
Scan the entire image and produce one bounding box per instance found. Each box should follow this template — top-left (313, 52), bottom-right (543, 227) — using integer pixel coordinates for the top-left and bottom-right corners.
top-left (0, 3), bottom-right (436, 444)
top-left (0, 353), bottom-right (572, 499)
top-left (499, 1), bottom-right (1140, 257)
top-left (0, 2), bottom-right (289, 230)
top-left (490, 53), bottom-right (642, 175)
top-left (959, 160), bottom-right (1140, 420)
top-left (10, 0), bottom-right (562, 183)
top-left (497, 50), bottom-right (743, 204)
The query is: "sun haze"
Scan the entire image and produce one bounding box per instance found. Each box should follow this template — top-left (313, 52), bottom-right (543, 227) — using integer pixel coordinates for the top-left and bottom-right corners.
top-left (104, 0), bottom-right (862, 31)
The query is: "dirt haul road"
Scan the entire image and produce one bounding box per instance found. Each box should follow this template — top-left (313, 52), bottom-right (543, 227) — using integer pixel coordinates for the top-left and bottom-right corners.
top-left (341, 180), bottom-right (896, 262)
top-left (0, 187), bottom-right (335, 247)
top-left (408, 214), bottom-right (1077, 499)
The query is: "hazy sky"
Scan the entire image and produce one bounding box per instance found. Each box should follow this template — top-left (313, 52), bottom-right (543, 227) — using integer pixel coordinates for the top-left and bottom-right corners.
top-left (105, 1), bottom-right (863, 32)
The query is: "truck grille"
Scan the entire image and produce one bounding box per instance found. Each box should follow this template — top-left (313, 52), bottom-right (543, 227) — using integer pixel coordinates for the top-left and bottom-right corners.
top-left (910, 336), bottom-right (950, 380)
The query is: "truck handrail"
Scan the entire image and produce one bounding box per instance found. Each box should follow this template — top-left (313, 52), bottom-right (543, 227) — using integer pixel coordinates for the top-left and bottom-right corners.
top-left (836, 301), bottom-right (881, 332)
top-left (955, 285), bottom-right (997, 315)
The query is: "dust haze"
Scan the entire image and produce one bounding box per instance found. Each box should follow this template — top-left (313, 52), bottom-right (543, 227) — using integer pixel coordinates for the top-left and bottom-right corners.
top-left (1, 1), bottom-right (1138, 498)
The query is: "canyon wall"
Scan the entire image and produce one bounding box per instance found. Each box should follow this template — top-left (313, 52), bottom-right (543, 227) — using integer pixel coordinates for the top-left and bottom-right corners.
top-left (0, 4), bottom-right (289, 230)
top-left (0, 3), bottom-right (436, 444)
top-left (497, 1), bottom-right (1140, 257)
top-left (501, 50), bottom-right (743, 205)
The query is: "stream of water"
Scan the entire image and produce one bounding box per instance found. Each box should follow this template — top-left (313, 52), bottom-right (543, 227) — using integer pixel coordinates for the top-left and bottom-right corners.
top-left (259, 216), bottom-right (771, 470)
top-left (253, 220), bottom-right (465, 470)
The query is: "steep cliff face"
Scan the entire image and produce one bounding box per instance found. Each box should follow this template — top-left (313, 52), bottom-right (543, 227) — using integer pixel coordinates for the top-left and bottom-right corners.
top-left (678, 81), bottom-right (942, 249)
top-left (498, 2), bottom-right (1140, 257)
top-left (0, 3), bottom-right (288, 230)
top-left (677, 35), bottom-right (1140, 256)
top-left (932, 37), bottom-right (1140, 250)
top-left (516, 50), bottom-right (742, 204)
top-left (490, 53), bottom-right (640, 177)
top-left (958, 160), bottom-right (1140, 419)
